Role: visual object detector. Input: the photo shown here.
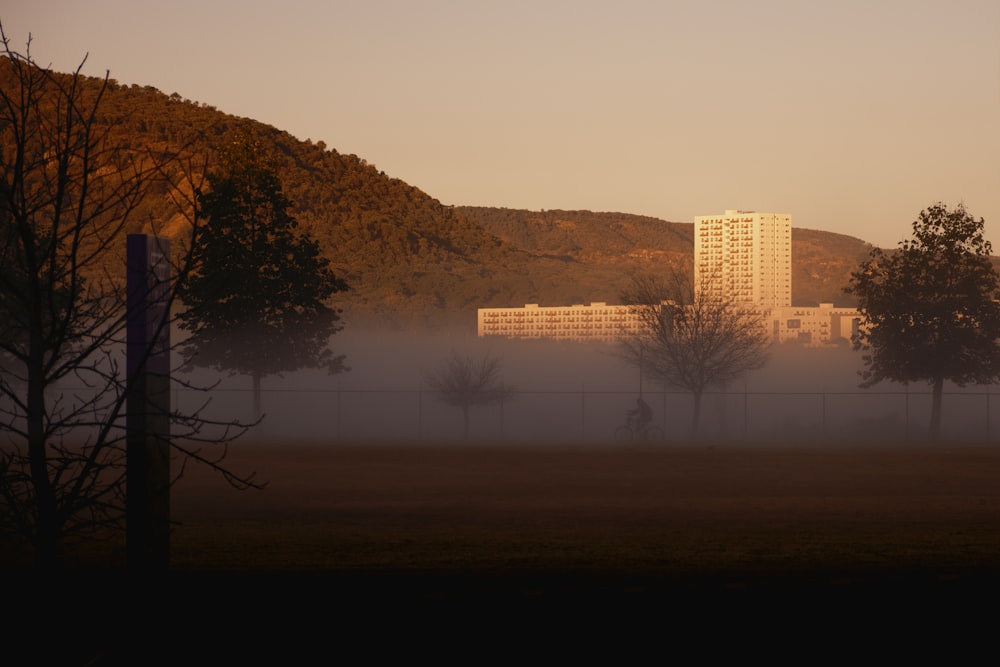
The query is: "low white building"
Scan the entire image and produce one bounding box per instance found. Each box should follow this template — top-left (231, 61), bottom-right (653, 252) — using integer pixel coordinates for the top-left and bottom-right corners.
top-left (477, 302), bottom-right (642, 342)
top-left (478, 302), bottom-right (861, 348)
top-left (768, 303), bottom-right (862, 347)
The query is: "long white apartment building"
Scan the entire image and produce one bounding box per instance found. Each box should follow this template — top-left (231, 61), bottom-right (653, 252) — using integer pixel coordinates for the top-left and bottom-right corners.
top-left (477, 302), bottom-right (642, 342)
top-left (478, 301), bottom-right (860, 347)
top-left (695, 209), bottom-right (792, 309)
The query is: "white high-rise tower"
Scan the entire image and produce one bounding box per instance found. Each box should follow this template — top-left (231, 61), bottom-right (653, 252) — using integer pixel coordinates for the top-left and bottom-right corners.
top-left (693, 209), bottom-right (792, 309)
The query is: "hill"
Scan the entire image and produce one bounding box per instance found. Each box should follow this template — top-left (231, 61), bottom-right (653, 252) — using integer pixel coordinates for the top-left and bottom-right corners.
top-left (2, 59), bottom-right (878, 330)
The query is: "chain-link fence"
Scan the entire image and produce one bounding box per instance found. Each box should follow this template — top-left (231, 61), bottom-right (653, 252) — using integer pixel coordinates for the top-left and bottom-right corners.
top-left (174, 385), bottom-right (1000, 444)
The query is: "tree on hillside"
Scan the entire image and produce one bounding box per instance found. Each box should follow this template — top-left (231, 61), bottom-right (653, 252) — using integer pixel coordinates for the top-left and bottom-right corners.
top-left (422, 351), bottom-right (515, 440)
top-left (846, 203), bottom-right (1000, 439)
top-left (177, 128), bottom-right (349, 418)
top-left (620, 268), bottom-right (771, 438)
top-left (0, 31), bottom-right (256, 567)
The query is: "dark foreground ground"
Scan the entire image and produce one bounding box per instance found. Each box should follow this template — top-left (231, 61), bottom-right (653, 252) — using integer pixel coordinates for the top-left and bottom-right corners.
top-left (11, 441), bottom-right (1000, 662)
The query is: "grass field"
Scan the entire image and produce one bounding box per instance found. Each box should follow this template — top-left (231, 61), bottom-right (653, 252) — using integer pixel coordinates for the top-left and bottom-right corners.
top-left (169, 441), bottom-right (1000, 578)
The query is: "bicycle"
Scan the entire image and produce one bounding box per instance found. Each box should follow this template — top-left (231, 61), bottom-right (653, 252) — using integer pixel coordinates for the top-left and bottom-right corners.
top-left (614, 417), bottom-right (665, 443)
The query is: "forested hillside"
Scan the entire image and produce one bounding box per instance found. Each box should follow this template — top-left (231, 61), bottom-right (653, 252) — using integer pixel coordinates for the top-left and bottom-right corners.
top-left (2, 60), bottom-right (880, 330)
top-left (791, 228), bottom-right (872, 307)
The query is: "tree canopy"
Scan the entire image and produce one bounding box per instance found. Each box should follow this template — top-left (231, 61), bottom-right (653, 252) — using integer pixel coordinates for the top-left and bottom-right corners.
top-left (846, 203), bottom-right (1000, 438)
top-left (178, 128), bottom-right (349, 417)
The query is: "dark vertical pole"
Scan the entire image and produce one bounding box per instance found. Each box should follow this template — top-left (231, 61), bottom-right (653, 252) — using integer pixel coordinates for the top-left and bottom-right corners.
top-left (661, 383), bottom-right (667, 440)
top-left (337, 384), bottom-right (342, 440)
top-left (638, 345), bottom-right (644, 396)
top-left (743, 384), bottom-right (748, 441)
top-left (499, 387), bottom-right (505, 440)
top-left (127, 234), bottom-right (171, 572)
top-left (904, 385), bottom-right (910, 441)
top-left (822, 388), bottom-right (827, 443)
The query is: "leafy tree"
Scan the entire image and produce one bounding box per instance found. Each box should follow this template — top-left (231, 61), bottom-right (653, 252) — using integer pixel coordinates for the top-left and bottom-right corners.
top-left (620, 268), bottom-right (771, 437)
top-left (422, 351), bottom-right (514, 440)
top-left (846, 203), bottom-right (1000, 439)
top-left (0, 31), bottom-right (255, 567)
top-left (178, 128), bottom-right (349, 418)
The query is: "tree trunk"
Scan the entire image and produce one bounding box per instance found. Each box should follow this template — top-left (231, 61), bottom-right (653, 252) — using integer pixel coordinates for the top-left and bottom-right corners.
top-left (462, 406), bottom-right (470, 440)
top-left (929, 376), bottom-right (944, 440)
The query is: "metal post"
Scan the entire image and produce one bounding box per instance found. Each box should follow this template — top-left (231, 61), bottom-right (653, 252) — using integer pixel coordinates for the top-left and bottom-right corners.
top-left (743, 383), bottom-right (748, 440)
top-left (905, 385), bottom-right (910, 441)
top-left (500, 387), bottom-right (505, 440)
top-left (661, 383), bottom-right (667, 441)
top-left (126, 234), bottom-right (172, 572)
top-left (986, 390), bottom-right (991, 440)
top-left (822, 388), bottom-right (827, 442)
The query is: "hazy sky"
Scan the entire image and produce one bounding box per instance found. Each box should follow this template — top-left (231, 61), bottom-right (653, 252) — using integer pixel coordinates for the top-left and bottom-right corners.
top-left (4, 1), bottom-right (999, 249)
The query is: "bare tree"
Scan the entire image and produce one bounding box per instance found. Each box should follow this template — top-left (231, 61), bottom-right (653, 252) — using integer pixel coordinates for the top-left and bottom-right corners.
top-left (0, 30), bottom-right (257, 567)
top-left (620, 267), bottom-right (771, 438)
top-left (422, 351), bottom-right (514, 440)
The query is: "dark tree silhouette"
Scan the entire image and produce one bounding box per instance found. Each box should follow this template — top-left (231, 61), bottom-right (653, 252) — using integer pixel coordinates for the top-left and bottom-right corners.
top-left (422, 351), bottom-right (514, 440)
top-left (620, 267), bottom-right (771, 438)
top-left (0, 30), bottom-right (256, 567)
top-left (177, 128), bottom-right (349, 418)
top-left (846, 203), bottom-right (1000, 439)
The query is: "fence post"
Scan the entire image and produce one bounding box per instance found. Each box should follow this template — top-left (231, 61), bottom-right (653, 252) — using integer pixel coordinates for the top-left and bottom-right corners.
top-left (822, 388), bottom-right (827, 442)
top-left (743, 384), bottom-right (748, 440)
top-left (661, 387), bottom-right (666, 441)
top-left (500, 387), bottom-right (505, 440)
top-left (905, 385), bottom-right (910, 440)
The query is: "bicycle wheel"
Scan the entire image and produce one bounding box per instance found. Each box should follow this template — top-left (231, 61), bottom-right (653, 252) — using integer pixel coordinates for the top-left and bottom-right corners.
top-left (643, 425), bottom-right (665, 442)
top-left (614, 425), bottom-right (633, 443)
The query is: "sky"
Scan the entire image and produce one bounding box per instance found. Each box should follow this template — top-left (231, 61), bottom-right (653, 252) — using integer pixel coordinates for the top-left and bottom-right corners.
top-left (4, 1), bottom-right (999, 249)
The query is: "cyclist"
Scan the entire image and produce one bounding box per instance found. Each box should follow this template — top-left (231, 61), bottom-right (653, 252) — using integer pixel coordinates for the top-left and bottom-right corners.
top-left (626, 395), bottom-right (653, 433)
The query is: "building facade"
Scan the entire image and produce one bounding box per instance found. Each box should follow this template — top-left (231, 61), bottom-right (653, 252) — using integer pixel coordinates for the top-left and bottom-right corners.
top-left (477, 302), bottom-right (642, 343)
top-left (478, 301), bottom-right (860, 347)
top-left (694, 209), bottom-right (792, 309)
top-left (768, 303), bottom-right (861, 346)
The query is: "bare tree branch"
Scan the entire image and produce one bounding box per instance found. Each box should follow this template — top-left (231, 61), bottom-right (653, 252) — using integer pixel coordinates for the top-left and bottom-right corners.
top-left (0, 29), bottom-right (260, 566)
top-left (619, 267), bottom-right (771, 437)
top-left (422, 351), bottom-right (515, 440)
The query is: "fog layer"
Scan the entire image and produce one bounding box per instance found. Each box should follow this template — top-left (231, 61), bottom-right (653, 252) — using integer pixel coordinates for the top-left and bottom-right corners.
top-left (174, 327), bottom-right (1000, 445)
